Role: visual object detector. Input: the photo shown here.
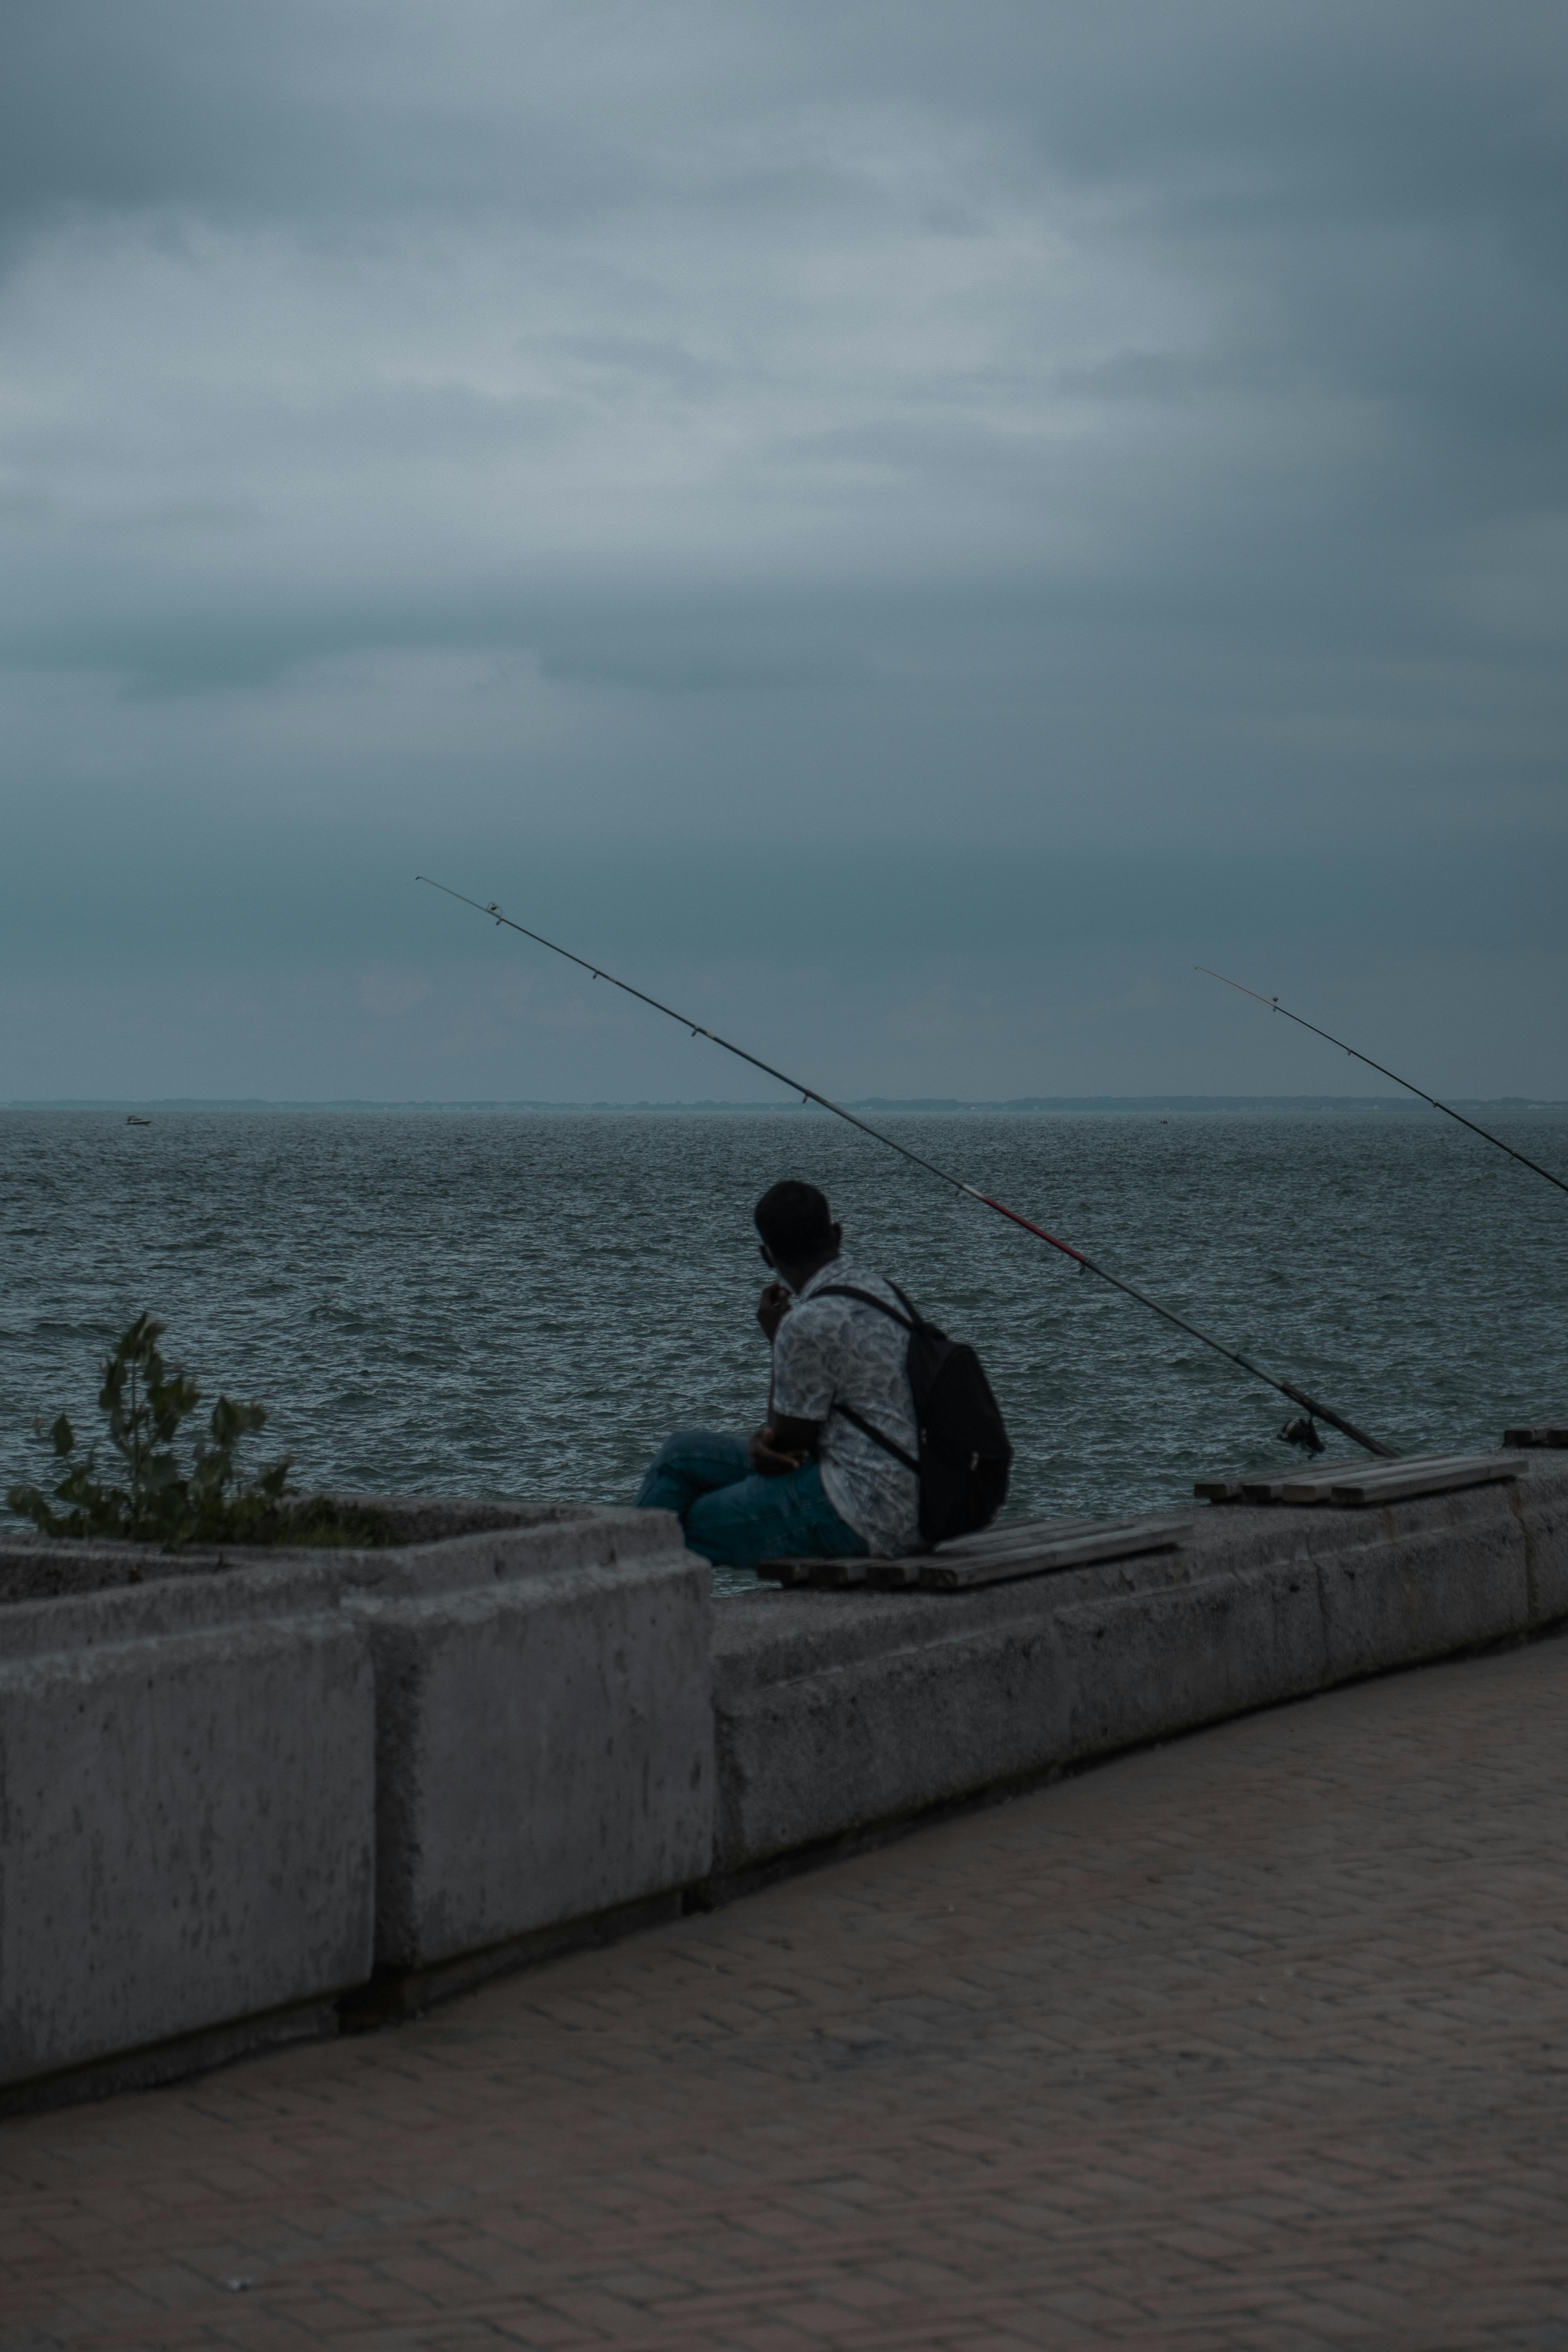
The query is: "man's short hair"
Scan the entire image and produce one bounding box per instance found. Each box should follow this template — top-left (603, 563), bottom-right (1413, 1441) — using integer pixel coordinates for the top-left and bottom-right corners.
top-left (755, 1180), bottom-right (834, 1261)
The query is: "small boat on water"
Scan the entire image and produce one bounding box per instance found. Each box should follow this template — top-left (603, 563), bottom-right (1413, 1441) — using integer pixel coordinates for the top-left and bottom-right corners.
top-left (126, 1114), bottom-right (152, 1127)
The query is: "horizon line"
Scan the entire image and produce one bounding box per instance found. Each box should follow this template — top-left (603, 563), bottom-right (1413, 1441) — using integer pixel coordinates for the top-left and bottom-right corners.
top-left (7, 1094), bottom-right (1568, 1114)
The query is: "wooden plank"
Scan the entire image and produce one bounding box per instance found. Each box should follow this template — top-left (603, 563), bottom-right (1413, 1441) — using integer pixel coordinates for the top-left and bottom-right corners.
top-left (1240, 1471), bottom-right (1333, 1504)
top-left (757, 1513), bottom-right (1188, 1592)
top-left (936, 1515), bottom-right (1109, 1559)
top-left (917, 1518), bottom-right (1186, 1590)
top-left (1235, 1452), bottom-right (1500, 1506)
top-left (919, 1519), bottom-right (1168, 1579)
top-left (1503, 1424), bottom-right (1568, 1449)
top-left (754, 1559), bottom-right (816, 1585)
top-left (753, 1555), bottom-right (873, 1587)
top-left (814, 1557), bottom-right (873, 1586)
top-left (1286, 1452), bottom-right (1519, 1506)
top-left (1325, 1456), bottom-right (1523, 1508)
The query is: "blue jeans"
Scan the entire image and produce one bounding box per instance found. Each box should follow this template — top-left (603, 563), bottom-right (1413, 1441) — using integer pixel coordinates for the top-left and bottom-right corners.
top-left (635, 1430), bottom-right (870, 1569)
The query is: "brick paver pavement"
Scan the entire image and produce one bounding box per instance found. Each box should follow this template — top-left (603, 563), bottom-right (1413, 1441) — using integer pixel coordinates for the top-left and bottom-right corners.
top-left (5, 1631), bottom-right (1568, 2352)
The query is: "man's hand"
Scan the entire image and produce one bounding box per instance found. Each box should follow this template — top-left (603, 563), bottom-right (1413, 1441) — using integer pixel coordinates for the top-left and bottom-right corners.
top-left (756, 1281), bottom-right (792, 1343)
top-left (748, 1423), bottom-right (807, 1477)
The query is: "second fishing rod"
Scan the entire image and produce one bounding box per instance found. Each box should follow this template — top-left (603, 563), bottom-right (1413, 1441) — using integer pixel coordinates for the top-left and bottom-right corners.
top-left (1199, 967), bottom-right (1568, 1201)
top-left (418, 875), bottom-right (1396, 1460)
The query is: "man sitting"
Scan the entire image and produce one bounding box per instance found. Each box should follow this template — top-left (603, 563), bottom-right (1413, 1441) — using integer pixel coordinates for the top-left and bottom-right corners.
top-left (635, 1180), bottom-right (921, 1569)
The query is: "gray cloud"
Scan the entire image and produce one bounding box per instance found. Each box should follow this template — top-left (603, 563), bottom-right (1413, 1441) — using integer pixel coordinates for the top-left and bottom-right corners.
top-left (0, 0), bottom-right (1563, 1096)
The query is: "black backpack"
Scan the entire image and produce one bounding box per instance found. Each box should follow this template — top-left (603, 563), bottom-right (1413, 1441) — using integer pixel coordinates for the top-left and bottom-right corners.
top-left (815, 1283), bottom-right (1012, 1548)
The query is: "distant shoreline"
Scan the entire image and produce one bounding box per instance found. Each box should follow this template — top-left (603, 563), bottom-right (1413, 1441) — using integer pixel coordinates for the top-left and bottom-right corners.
top-left (7, 1096), bottom-right (1568, 1116)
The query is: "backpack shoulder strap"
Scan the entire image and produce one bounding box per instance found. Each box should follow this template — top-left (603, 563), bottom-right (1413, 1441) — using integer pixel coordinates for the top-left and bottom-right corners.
top-left (835, 1400), bottom-right (920, 1477)
top-left (802, 1285), bottom-right (922, 1476)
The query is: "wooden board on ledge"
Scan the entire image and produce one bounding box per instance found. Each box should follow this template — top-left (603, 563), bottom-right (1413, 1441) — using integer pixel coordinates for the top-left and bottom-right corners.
top-left (756, 1513), bottom-right (1188, 1593)
top-left (1196, 1451), bottom-right (1524, 1508)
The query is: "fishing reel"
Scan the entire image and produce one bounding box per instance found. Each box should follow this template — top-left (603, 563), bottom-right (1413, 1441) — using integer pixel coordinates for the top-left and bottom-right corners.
top-left (1279, 1414), bottom-right (1326, 1456)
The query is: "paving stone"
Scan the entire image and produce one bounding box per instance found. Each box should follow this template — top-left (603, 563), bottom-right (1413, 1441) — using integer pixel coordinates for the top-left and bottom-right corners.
top-left (6, 1636), bottom-right (1568, 2348)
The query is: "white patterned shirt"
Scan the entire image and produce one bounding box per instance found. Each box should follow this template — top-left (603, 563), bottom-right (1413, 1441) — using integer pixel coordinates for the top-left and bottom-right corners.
top-left (770, 1257), bottom-right (921, 1556)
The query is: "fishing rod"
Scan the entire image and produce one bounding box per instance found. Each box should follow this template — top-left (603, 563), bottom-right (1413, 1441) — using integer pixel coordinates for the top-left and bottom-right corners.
top-left (419, 876), bottom-right (1395, 1458)
top-left (1198, 969), bottom-right (1568, 1201)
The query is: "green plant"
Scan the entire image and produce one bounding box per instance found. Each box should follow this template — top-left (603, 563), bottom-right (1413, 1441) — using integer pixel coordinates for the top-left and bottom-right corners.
top-left (7, 1313), bottom-right (294, 1546)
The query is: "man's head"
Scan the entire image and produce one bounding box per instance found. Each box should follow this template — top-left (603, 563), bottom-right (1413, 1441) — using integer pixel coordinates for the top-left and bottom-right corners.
top-left (754, 1180), bottom-right (842, 1289)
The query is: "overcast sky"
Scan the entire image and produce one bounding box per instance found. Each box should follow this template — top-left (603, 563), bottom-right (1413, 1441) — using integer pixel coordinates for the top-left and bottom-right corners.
top-left (2, 0), bottom-right (1564, 1100)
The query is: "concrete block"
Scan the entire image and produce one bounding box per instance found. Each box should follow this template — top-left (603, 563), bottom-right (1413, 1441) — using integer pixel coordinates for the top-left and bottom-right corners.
top-left (347, 1525), bottom-right (714, 1972)
top-left (0, 1565), bottom-right (374, 2093)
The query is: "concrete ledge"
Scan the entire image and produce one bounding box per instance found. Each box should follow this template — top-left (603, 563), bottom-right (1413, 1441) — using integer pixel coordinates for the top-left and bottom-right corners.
top-left (10, 1461), bottom-right (1568, 2111)
top-left (711, 1456), bottom-right (1568, 1874)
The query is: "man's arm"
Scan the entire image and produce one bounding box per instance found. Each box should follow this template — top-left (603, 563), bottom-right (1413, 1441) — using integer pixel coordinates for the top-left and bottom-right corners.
top-left (756, 1281), bottom-right (792, 1342)
top-left (752, 1287), bottom-right (829, 1474)
top-left (748, 1412), bottom-right (821, 1475)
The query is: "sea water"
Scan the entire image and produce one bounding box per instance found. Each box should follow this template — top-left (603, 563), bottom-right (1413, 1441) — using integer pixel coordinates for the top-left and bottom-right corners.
top-left (4, 1107), bottom-right (1566, 1593)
